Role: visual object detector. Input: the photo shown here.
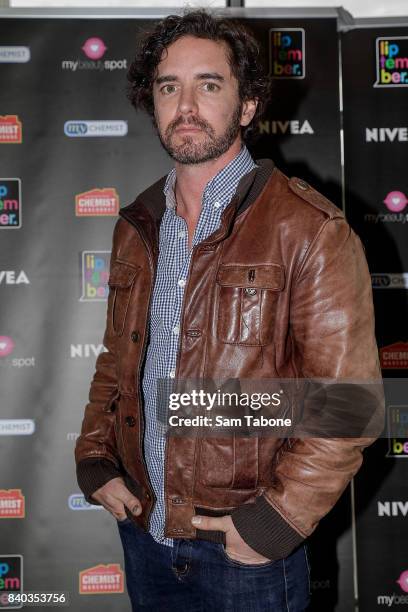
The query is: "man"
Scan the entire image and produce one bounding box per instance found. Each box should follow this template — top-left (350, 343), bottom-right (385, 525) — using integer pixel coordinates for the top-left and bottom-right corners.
top-left (75, 9), bottom-right (383, 611)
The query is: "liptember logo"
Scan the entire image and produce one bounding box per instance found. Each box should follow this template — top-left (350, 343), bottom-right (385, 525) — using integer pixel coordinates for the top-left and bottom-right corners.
top-left (381, 342), bottom-right (408, 369)
top-left (0, 179), bottom-right (22, 229)
top-left (375, 37), bottom-right (408, 87)
top-left (0, 47), bottom-right (30, 63)
top-left (80, 251), bottom-right (110, 302)
top-left (79, 564), bottom-right (124, 594)
top-left (64, 121), bottom-right (127, 138)
top-left (75, 188), bottom-right (119, 216)
top-left (0, 489), bottom-right (25, 519)
top-left (0, 555), bottom-right (23, 604)
top-left (386, 406), bottom-right (408, 458)
top-left (0, 116), bottom-right (22, 144)
top-left (269, 29), bottom-right (305, 79)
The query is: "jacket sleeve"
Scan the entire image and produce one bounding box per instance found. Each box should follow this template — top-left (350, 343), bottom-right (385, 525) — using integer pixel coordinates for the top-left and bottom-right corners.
top-left (231, 216), bottom-right (385, 560)
top-left (74, 219), bottom-right (126, 505)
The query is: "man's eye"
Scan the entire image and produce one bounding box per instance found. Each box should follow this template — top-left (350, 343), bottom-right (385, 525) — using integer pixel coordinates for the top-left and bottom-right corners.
top-left (202, 82), bottom-right (220, 92)
top-left (161, 84), bottom-right (176, 94)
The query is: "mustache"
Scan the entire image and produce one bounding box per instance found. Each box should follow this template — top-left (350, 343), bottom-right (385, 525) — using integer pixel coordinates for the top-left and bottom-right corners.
top-left (167, 116), bottom-right (213, 135)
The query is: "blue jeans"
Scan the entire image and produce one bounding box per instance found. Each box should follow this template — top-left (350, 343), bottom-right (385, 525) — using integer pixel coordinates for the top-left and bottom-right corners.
top-left (116, 517), bottom-right (311, 611)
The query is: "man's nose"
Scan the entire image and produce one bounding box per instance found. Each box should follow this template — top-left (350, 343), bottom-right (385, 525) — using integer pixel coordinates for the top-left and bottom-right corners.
top-left (177, 85), bottom-right (198, 116)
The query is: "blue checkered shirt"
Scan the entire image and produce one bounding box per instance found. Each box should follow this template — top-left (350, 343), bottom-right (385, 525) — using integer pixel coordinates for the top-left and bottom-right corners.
top-left (141, 145), bottom-right (257, 546)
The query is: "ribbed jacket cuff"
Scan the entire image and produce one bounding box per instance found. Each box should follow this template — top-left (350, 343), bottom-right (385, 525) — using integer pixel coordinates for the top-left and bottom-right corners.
top-left (76, 458), bottom-right (123, 505)
top-left (230, 495), bottom-right (305, 561)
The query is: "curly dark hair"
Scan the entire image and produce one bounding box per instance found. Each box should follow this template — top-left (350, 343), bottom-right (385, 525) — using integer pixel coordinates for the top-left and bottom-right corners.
top-left (126, 9), bottom-right (271, 143)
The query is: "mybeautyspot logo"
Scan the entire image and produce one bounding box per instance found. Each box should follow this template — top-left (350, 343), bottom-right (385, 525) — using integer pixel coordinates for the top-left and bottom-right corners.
top-left (61, 36), bottom-right (127, 72)
top-left (364, 191), bottom-right (408, 224)
top-left (375, 37), bottom-right (408, 87)
top-left (82, 37), bottom-right (107, 60)
top-left (64, 121), bottom-right (127, 138)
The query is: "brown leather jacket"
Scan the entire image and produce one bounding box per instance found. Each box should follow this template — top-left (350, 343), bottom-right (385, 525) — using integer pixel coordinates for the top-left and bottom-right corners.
top-left (75, 159), bottom-right (383, 560)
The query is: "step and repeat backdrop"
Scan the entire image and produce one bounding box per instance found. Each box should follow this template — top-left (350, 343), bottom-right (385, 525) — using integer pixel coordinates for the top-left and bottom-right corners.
top-left (0, 8), bottom-right (406, 611)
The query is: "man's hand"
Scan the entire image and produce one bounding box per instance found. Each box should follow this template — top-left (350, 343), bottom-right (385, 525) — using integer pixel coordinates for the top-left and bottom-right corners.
top-left (191, 514), bottom-right (271, 564)
top-left (91, 477), bottom-right (142, 521)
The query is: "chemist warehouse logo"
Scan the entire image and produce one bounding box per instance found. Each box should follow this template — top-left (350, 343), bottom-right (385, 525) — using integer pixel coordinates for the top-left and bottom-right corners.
top-left (79, 564), bottom-right (124, 594)
top-left (75, 188), bottom-right (119, 216)
top-left (269, 29), bottom-right (305, 79)
top-left (0, 115), bottom-right (22, 144)
top-left (374, 37), bottom-right (408, 87)
top-left (0, 489), bottom-right (25, 519)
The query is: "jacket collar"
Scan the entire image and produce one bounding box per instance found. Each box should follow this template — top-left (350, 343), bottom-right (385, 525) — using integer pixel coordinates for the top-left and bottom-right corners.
top-left (119, 158), bottom-right (275, 251)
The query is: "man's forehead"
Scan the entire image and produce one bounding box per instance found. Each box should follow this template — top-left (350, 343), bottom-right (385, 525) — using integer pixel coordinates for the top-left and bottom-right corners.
top-left (156, 36), bottom-right (232, 74)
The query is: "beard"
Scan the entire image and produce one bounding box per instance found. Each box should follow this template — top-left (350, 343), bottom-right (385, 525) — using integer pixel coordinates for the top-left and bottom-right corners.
top-left (154, 101), bottom-right (243, 165)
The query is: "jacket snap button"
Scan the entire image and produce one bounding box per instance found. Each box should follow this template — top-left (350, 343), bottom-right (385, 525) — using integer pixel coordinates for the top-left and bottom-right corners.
top-left (296, 180), bottom-right (308, 190)
top-left (244, 287), bottom-right (257, 296)
top-left (125, 416), bottom-right (136, 427)
top-left (186, 329), bottom-right (201, 337)
top-left (131, 331), bottom-right (139, 343)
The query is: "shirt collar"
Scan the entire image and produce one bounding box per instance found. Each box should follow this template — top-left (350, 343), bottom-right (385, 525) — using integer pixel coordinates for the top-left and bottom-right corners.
top-left (163, 144), bottom-right (257, 212)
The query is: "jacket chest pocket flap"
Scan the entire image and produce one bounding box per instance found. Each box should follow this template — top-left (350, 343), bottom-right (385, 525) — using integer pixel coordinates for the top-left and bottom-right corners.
top-left (216, 264), bottom-right (285, 346)
top-left (108, 261), bottom-right (140, 336)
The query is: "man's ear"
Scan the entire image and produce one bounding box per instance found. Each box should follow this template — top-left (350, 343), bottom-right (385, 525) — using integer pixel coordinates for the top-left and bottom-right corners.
top-left (240, 98), bottom-right (258, 127)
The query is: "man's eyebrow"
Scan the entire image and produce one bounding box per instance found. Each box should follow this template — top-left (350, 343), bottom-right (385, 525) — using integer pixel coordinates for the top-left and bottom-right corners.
top-left (155, 72), bottom-right (225, 85)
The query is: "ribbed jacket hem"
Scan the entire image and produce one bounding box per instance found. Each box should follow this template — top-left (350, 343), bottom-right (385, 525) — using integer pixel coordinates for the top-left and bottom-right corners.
top-left (76, 458), bottom-right (123, 505)
top-left (230, 495), bottom-right (305, 561)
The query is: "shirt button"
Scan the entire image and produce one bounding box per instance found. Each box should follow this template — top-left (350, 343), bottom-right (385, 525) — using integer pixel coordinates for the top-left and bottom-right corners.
top-left (169, 370), bottom-right (176, 378)
top-left (172, 325), bottom-right (180, 335)
top-left (178, 231), bottom-right (186, 238)
top-left (178, 279), bottom-right (186, 288)
top-left (213, 201), bottom-right (221, 208)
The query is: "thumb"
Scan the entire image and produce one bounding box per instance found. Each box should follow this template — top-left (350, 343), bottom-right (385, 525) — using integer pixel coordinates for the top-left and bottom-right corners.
top-left (191, 515), bottom-right (226, 531)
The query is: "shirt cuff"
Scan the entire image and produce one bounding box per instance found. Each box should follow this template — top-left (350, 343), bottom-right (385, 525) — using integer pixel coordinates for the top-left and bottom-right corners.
top-left (230, 494), bottom-right (305, 561)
